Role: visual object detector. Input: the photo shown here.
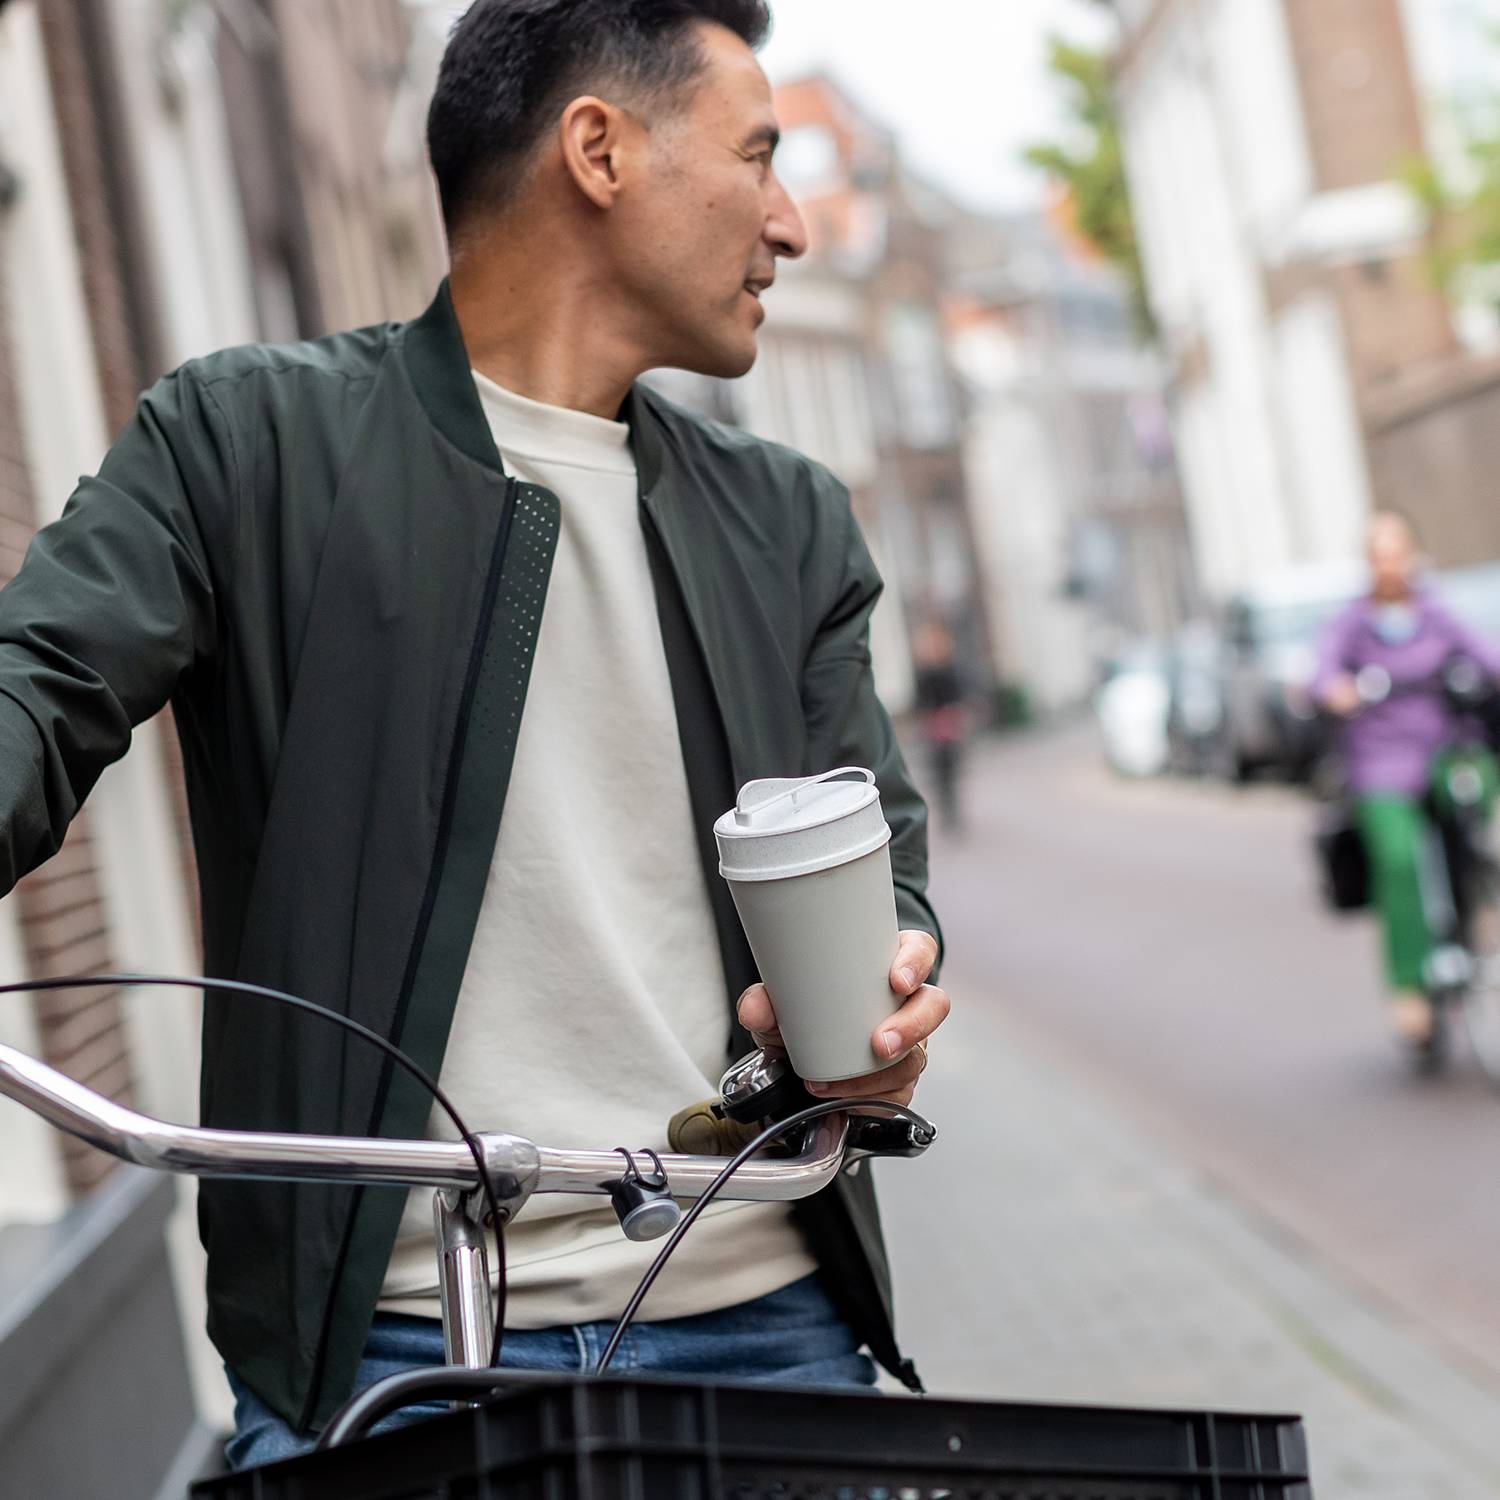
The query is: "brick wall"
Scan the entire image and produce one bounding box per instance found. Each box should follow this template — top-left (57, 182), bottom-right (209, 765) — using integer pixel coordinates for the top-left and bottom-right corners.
top-left (1279, 0), bottom-right (1458, 389)
top-left (1282, 0), bottom-right (1427, 194)
top-left (35, 0), bottom-right (146, 433)
top-left (1367, 363), bottom-right (1500, 566)
top-left (0, 223), bottom-right (133, 1198)
top-left (1332, 254), bottom-right (1459, 394)
top-left (36, 0), bottom-right (202, 955)
top-left (272, 0), bottom-right (444, 331)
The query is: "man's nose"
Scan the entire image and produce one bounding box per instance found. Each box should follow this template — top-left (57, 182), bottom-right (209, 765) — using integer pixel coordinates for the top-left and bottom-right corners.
top-left (766, 175), bottom-right (809, 261)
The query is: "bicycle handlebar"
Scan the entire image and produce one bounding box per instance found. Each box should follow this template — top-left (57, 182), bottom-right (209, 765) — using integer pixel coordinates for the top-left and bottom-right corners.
top-left (0, 978), bottom-right (939, 1389)
top-left (1352, 654), bottom-right (1498, 710)
top-left (0, 1037), bottom-right (864, 1211)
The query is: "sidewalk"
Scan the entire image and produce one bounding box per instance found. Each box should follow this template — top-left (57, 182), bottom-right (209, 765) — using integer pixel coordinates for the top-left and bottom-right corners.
top-left (875, 970), bottom-right (1500, 1499)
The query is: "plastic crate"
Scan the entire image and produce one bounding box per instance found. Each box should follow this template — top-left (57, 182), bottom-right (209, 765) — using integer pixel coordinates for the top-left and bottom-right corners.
top-left (194, 1373), bottom-right (1313, 1500)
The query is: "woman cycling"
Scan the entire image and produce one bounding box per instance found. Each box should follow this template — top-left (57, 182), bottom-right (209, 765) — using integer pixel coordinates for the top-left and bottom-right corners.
top-left (1314, 513), bottom-right (1500, 1047)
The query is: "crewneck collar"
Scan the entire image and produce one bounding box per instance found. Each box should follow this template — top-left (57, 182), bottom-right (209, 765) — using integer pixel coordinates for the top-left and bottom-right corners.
top-left (472, 369), bottom-right (636, 477)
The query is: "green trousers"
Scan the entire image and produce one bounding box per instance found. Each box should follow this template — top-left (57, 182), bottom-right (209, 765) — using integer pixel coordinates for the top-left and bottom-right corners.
top-left (1357, 750), bottom-right (1499, 992)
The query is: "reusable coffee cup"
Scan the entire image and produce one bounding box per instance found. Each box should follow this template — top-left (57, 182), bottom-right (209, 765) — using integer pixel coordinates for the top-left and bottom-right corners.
top-left (715, 766), bottom-right (901, 1082)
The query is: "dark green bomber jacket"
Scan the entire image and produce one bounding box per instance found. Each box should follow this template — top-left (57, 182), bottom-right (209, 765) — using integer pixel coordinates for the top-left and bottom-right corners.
top-left (0, 280), bottom-right (942, 1430)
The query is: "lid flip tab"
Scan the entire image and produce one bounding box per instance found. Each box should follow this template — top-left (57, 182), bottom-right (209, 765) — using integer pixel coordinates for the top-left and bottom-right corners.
top-left (716, 766), bottom-right (891, 883)
top-left (733, 766), bottom-right (876, 826)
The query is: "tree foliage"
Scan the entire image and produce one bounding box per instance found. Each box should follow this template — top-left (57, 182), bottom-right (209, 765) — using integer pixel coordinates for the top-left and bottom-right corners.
top-left (1399, 134), bottom-right (1500, 298)
top-left (1397, 24), bottom-right (1500, 312)
top-left (1024, 36), bottom-right (1154, 339)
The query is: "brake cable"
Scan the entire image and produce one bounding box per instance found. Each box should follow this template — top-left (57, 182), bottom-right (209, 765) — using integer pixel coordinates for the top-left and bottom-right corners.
top-left (0, 973), bottom-right (510, 1366)
top-left (7, 973), bottom-right (927, 1403)
top-left (595, 1096), bottom-right (928, 1374)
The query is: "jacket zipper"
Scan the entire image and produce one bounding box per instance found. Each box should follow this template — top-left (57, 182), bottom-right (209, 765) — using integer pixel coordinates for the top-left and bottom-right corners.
top-left (301, 474), bottom-right (519, 1430)
top-left (382, 473), bottom-right (519, 1122)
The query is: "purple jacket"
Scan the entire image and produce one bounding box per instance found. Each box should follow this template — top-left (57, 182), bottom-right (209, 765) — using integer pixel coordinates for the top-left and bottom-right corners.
top-left (1313, 589), bottom-right (1500, 796)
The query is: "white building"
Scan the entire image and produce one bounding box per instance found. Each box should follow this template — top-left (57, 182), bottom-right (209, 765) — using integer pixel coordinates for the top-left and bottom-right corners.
top-left (1111, 0), bottom-right (1500, 600)
top-left (947, 210), bottom-right (1191, 714)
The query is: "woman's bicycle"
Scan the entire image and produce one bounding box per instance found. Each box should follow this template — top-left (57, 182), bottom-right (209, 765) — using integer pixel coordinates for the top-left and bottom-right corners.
top-left (1314, 654), bottom-right (1500, 1078)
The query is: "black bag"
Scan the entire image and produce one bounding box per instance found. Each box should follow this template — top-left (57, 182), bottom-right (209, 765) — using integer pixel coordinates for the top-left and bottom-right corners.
top-left (1316, 807), bottom-right (1369, 912)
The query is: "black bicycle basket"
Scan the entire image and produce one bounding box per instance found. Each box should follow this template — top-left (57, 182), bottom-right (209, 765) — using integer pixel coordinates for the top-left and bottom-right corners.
top-left (193, 1372), bottom-right (1313, 1500)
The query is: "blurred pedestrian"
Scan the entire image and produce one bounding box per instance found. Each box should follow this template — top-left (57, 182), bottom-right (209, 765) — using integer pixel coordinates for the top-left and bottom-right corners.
top-left (913, 618), bottom-right (968, 833)
top-left (1314, 512), bottom-right (1500, 1046)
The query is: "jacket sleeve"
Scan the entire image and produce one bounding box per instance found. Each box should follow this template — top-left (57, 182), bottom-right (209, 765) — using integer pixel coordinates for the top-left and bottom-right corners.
top-left (0, 371), bottom-right (227, 891)
top-left (800, 481), bottom-right (943, 967)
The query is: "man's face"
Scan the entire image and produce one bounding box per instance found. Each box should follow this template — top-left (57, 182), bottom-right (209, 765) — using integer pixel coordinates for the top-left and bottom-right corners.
top-left (610, 23), bottom-right (807, 378)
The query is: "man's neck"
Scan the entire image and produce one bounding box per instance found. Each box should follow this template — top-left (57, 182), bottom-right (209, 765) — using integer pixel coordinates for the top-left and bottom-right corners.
top-left (449, 242), bottom-right (645, 422)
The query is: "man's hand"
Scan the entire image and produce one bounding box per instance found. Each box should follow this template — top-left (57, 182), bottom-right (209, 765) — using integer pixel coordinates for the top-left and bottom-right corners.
top-left (735, 930), bottom-right (949, 1109)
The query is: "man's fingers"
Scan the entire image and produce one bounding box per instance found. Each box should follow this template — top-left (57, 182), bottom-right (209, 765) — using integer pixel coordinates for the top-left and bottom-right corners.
top-left (874, 983), bottom-right (950, 1061)
top-left (736, 983), bottom-right (783, 1048)
top-left (740, 971), bottom-right (948, 1085)
top-left (736, 983), bottom-right (772, 1030)
top-left (807, 1045), bottom-right (925, 1100)
top-left (890, 929), bottom-right (939, 995)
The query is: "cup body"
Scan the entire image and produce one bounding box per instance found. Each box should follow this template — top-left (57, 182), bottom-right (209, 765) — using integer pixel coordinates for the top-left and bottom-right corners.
top-left (726, 844), bottom-right (901, 1081)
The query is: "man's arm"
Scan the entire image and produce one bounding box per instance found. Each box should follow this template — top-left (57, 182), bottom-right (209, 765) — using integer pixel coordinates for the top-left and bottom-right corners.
top-left (738, 478), bottom-right (948, 1105)
top-left (798, 492), bottom-right (943, 961)
top-left (0, 371), bottom-right (226, 890)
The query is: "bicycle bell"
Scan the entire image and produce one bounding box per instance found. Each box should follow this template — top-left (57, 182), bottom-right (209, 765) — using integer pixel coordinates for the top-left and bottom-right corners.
top-left (608, 1148), bottom-right (682, 1241)
top-left (719, 1047), bottom-right (817, 1125)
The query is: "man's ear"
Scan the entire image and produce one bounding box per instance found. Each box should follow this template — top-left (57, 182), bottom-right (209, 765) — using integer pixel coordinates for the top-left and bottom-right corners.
top-left (558, 96), bottom-right (633, 210)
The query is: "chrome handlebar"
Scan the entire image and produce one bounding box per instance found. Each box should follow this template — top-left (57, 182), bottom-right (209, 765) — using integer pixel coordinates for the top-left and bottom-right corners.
top-left (0, 1038), bottom-right (891, 1218)
top-left (0, 1035), bottom-right (935, 1376)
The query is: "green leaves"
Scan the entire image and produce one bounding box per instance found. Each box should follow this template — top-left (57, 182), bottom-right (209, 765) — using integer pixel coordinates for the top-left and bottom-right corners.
top-left (1397, 33), bottom-right (1500, 304)
top-left (1024, 36), bottom-right (1154, 341)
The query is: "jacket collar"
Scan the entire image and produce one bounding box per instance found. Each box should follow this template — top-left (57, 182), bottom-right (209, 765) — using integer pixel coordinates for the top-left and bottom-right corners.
top-left (401, 279), bottom-right (507, 474)
top-left (402, 278), bottom-right (668, 491)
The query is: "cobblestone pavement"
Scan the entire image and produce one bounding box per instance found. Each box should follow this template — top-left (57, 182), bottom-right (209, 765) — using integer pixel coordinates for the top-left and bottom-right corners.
top-left (873, 726), bottom-right (1500, 1498)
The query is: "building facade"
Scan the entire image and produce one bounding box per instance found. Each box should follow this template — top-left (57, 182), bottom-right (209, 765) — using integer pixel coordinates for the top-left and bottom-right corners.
top-left (0, 3), bottom-right (214, 1492)
top-left (946, 206), bottom-right (1193, 714)
top-left (1111, 0), bottom-right (1500, 598)
top-left (0, 1), bottom-right (452, 1491)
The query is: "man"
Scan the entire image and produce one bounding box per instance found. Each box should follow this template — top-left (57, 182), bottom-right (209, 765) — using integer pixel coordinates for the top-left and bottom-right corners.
top-left (0, 0), bottom-right (948, 1467)
top-left (1316, 512), bottom-right (1500, 1046)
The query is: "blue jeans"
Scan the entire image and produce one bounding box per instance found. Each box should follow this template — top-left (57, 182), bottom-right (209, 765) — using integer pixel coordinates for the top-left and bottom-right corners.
top-left (226, 1272), bottom-right (877, 1470)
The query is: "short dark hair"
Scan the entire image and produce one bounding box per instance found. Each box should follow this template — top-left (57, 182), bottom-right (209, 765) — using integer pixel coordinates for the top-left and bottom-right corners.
top-left (428, 0), bottom-right (773, 234)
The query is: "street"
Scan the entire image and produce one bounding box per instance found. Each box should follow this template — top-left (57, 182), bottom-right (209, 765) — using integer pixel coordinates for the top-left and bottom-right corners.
top-left (876, 722), bottom-right (1500, 1497)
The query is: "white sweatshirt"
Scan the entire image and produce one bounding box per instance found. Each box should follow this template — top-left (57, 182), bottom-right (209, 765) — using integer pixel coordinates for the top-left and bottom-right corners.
top-left (378, 373), bottom-right (816, 1327)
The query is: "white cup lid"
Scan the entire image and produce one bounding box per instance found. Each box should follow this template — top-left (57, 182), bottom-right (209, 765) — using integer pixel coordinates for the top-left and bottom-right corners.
top-left (715, 767), bottom-right (891, 882)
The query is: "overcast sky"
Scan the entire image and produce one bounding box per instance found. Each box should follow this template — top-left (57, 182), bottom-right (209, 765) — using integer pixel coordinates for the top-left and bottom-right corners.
top-left (757, 0), bottom-right (1117, 210)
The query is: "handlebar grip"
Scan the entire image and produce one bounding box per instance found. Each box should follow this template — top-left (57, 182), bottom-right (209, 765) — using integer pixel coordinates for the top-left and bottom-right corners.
top-left (666, 1100), bottom-right (760, 1156)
